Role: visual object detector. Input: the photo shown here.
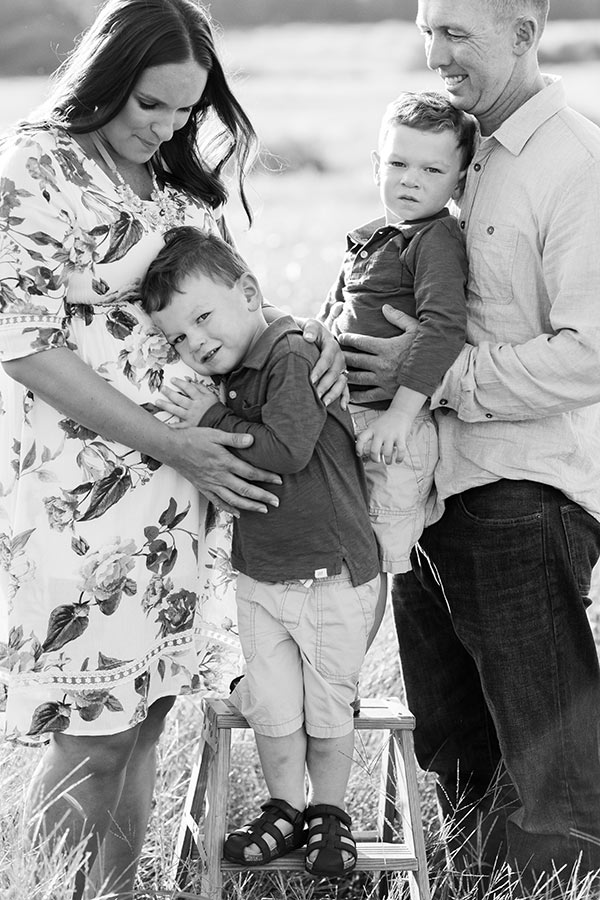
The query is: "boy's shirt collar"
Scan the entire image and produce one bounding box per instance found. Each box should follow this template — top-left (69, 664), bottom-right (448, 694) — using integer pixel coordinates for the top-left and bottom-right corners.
top-left (231, 314), bottom-right (300, 374)
top-left (348, 206), bottom-right (451, 248)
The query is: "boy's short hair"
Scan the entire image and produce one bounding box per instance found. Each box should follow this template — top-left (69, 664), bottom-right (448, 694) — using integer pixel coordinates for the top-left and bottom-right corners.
top-left (379, 91), bottom-right (477, 170)
top-left (141, 226), bottom-right (250, 314)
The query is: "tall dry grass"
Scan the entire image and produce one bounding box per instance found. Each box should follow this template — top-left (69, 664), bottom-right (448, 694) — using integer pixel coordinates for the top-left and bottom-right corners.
top-left (4, 603), bottom-right (600, 899)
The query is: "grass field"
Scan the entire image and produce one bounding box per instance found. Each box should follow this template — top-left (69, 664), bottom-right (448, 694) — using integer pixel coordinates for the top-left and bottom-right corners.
top-left (2, 17), bottom-right (600, 900)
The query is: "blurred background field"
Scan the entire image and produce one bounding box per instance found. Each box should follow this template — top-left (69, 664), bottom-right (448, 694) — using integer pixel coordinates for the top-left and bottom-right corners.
top-left (1, 2), bottom-right (600, 898)
top-left (2, 11), bottom-right (600, 319)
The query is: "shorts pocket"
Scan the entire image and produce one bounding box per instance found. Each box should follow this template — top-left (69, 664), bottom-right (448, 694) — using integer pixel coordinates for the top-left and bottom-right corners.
top-left (363, 414), bottom-right (437, 516)
top-left (314, 576), bottom-right (377, 680)
top-left (405, 414), bottom-right (437, 498)
top-left (235, 574), bottom-right (259, 663)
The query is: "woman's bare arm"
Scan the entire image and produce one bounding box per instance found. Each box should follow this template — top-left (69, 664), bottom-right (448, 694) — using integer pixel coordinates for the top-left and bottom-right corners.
top-left (3, 348), bottom-right (281, 515)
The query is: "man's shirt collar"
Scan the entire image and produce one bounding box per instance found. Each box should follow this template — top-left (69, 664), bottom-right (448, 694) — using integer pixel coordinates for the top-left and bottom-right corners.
top-left (491, 74), bottom-right (567, 156)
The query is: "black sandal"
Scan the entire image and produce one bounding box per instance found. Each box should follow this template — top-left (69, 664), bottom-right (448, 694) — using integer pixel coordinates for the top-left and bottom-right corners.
top-left (223, 797), bottom-right (306, 866)
top-left (304, 803), bottom-right (358, 877)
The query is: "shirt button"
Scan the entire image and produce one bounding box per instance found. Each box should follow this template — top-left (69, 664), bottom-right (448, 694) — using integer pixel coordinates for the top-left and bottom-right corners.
top-left (439, 398), bottom-right (448, 406)
top-left (228, 390), bottom-right (237, 399)
top-left (460, 221), bottom-right (466, 229)
top-left (360, 250), bottom-right (368, 258)
top-left (485, 413), bottom-right (493, 418)
top-left (474, 163), bottom-right (481, 172)
top-left (487, 226), bottom-right (495, 235)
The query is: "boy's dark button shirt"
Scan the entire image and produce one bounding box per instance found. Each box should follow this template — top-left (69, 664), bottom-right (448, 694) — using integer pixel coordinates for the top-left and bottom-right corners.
top-left (319, 208), bottom-right (468, 406)
top-left (200, 316), bottom-right (380, 586)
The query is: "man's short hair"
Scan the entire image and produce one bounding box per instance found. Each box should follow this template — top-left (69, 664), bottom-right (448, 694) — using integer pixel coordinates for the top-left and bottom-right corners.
top-left (379, 91), bottom-right (478, 171)
top-left (140, 226), bottom-right (250, 314)
top-left (485, 0), bottom-right (549, 35)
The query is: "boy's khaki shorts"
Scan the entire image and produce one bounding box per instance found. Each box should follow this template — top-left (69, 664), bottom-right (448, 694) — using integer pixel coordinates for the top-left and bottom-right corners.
top-left (351, 404), bottom-right (441, 574)
top-left (230, 567), bottom-right (380, 739)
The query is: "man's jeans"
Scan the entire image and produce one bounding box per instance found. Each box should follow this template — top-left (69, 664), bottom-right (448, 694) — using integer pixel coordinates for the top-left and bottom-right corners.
top-left (392, 480), bottom-right (600, 879)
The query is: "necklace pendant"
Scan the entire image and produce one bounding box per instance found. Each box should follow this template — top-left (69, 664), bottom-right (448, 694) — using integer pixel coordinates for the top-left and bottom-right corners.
top-left (91, 133), bottom-right (185, 232)
top-left (116, 178), bottom-right (185, 231)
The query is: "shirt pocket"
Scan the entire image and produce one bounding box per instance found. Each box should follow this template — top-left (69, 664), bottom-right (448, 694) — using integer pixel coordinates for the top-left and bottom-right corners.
top-left (467, 222), bottom-right (519, 305)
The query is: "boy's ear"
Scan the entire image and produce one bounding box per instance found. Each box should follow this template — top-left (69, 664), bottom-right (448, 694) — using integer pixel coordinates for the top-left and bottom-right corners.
top-left (371, 150), bottom-right (381, 185)
top-left (239, 272), bottom-right (263, 311)
top-left (452, 169), bottom-right (468, 201)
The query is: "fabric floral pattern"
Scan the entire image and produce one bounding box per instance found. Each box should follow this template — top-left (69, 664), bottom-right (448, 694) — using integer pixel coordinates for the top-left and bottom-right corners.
top-left (0, 125), bottom-right (240, 743)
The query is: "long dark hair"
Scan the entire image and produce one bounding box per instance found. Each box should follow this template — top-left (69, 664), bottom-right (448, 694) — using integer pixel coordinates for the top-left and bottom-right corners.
top-left (40, 0), bottom-right (257, 221)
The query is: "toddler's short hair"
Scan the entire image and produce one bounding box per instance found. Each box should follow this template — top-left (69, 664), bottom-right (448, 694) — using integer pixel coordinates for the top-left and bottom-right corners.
top-left (141, 226), bottom-right (250, 314)
top-left (379, 91), bottom-right (477, 170)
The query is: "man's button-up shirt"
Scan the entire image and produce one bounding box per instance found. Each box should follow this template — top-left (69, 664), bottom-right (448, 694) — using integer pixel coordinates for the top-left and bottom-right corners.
top-left (431, 76), bottom-right (600, 520)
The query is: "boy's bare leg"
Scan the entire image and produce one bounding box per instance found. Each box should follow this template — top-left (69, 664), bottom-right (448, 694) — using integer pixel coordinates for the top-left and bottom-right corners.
top-left (306, 731), bottom-right (355, 866)
top-left (239, 727), bottom-right (307, 861)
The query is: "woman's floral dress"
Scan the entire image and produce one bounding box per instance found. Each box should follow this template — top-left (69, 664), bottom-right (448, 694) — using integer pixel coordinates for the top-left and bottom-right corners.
top-left (0, 125), bottom-right (240, 743)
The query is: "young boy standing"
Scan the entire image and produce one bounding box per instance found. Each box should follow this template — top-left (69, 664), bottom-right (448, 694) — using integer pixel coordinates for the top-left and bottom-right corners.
top-left (141, 228), bottom-right (380, 877)
top-left (319, 91), bottom-right (476, 583)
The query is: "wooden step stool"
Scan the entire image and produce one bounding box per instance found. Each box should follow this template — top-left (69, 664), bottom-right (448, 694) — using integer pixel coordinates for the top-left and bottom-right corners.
top-left (174, 696), bottom-right (430, 900)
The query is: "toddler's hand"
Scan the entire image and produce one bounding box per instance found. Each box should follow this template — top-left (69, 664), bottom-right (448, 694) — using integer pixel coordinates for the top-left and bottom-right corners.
top-left (355, 409), bottom-right (413, 465)
top-left (155, 377), bottom-right (219, 428)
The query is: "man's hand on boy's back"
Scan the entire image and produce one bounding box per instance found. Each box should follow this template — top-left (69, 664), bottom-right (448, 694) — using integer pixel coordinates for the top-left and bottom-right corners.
top-left (301, 317), bottom-right (350, 409)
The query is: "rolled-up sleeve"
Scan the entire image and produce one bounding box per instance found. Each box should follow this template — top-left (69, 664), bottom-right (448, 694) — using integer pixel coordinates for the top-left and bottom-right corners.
top-left (0, 133), bottom-right (76, 361)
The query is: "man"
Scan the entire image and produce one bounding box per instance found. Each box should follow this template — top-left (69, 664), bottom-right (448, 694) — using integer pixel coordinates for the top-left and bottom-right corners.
top-left (340, 0), bottom-right (600, 886)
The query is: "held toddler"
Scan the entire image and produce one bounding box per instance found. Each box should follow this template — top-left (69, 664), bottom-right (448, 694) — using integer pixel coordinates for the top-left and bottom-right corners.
top-left (319, 91), bottom-right (476, 617)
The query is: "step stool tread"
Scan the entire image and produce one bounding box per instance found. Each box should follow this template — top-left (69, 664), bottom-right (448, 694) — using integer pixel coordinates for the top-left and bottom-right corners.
top-left (220, 841), bottom-right (419, 872)
top-left (205, 696), bottom-right (415, 731)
